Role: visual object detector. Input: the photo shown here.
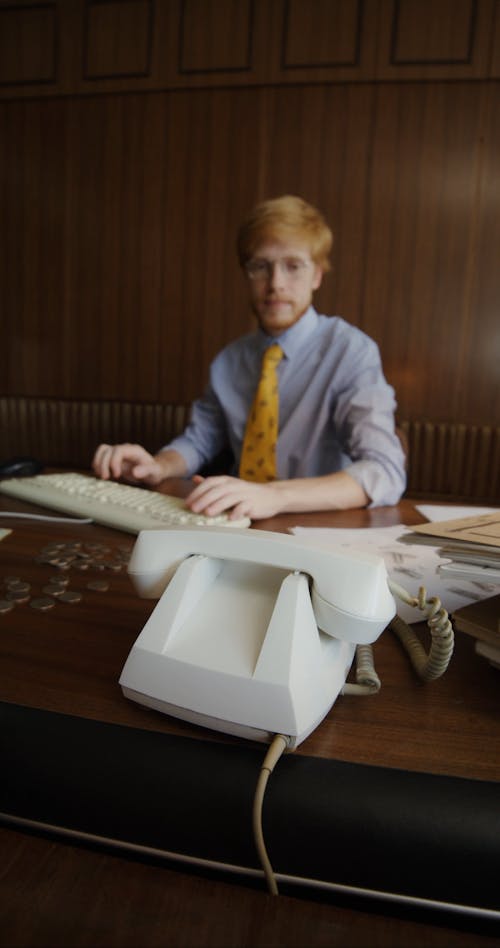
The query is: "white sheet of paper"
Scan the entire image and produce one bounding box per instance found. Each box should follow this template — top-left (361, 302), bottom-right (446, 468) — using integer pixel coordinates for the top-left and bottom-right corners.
top-left (290, 524), bottom-right (500, 624)
top-left (415, 504), bottom-right (498, 522)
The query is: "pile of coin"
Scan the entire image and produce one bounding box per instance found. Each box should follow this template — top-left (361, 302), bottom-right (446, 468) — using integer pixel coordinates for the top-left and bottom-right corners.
top-left (0, 578), bottom-right (31, 613)
top-left (0, 538), bottom-right (132, 614)
top-left (35, 539), bottom-right (131, 573)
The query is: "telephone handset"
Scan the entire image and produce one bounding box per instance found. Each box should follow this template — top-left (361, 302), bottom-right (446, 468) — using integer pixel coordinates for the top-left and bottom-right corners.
top-left (121, 526), bottom-right (397, 747)
top-left (127, 525), bottom-right (396, 643)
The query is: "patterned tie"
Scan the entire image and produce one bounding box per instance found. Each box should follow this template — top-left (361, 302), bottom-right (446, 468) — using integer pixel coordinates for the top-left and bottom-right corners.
top-left (239, 344), bottom-right (284, 482)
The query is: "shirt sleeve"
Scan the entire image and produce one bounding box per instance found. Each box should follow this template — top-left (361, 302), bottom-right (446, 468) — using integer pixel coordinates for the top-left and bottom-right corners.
top-left (332, 337), bottom-right (407, 506)
top-left (160, 381), bottom-right (230, 477)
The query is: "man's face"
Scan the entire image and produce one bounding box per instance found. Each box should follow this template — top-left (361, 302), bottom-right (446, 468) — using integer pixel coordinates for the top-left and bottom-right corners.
top-left (244, 240), bottom-right (323, 336)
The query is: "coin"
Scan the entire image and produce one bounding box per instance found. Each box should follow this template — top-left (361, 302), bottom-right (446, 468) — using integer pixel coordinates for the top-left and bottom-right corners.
top-left (58, 590), bottom-right (82, 604)
top-left (30, 597), bottom-right (56, 611)
top-left (87, 580), bottom-right (109, 592)
top-left (47, 576), bottom-right (69, 587)
top-left (0, 600), bottom-right (15, 614)
top-left (6, 590), bottom-right (30, 603)
top-left (42, 585), bottom-right (65, 597)
top-left (5, 580), bottom-right (31, 594)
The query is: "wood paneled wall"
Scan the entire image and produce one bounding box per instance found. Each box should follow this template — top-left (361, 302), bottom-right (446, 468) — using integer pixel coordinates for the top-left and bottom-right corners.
top-left (1, 0), bottom-right (499, 94)
top-left (0, 0), bottom-right (499, 443)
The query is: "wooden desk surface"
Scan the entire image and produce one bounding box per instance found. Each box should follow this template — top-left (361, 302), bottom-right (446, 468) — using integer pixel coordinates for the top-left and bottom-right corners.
top-left (1, 482), bottom-right (499, 948)
top-left (0, 485), bottom-right (498, 782)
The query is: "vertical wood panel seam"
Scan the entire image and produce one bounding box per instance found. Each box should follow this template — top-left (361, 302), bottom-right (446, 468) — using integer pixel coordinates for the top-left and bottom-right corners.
top-left (357, 82), bottom-right (379, 333)
top-left (450, 83), bottom-right (489, 415)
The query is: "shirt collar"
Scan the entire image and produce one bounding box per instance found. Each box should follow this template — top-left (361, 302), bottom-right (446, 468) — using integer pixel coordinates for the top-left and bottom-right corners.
top-left (257, 306), bottom-right (318, 360)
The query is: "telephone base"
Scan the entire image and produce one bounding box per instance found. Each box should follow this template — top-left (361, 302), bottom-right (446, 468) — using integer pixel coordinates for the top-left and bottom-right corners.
top-left (122, 685), bottom-right (277, 745)
top-left (120, 527), bottom-right (396, 747)
top-left (120, 552), bottom-right (358, 747)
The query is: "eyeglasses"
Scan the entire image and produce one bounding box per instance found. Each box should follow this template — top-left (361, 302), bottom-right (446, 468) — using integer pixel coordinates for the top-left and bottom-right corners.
top-left (244, 257), bottom-right (312, 282)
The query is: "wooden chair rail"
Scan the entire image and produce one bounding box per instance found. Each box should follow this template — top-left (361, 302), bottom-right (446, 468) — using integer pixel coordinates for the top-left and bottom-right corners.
top-left (0, 396), bottom-right (190, 471)
top-left (0, 396), bottom-right (498, 504)
top-left (400, 419), bottom-right (500, 504)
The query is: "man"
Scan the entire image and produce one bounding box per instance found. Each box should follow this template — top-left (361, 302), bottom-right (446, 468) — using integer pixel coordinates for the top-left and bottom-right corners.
top-left (92, 195), bottom-right (406, 520)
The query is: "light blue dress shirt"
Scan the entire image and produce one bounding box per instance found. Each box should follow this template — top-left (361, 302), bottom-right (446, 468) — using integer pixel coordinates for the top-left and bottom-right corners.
top-left (165, 307), bottom-right (406, 506)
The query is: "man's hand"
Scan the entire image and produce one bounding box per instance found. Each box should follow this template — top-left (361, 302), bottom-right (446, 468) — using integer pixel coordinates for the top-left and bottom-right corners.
top-left (92, 443), bottom-right (167, 485)
top-left (186, 475), bottom-right (284, 521)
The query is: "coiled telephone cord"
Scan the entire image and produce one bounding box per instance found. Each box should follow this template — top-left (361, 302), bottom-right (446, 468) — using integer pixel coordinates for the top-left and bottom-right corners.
top-left (387, 581), bottom-right (454, 681)
top-left (343, 583), bottom-right (454, 695)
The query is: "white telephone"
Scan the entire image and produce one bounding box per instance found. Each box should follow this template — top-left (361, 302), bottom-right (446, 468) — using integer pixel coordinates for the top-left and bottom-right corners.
top-left (120, 526), bottom-right (396, 748)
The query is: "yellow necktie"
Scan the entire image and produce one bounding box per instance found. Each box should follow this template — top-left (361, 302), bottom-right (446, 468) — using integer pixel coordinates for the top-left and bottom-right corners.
top-left (239, 344), bottom-right (284, 482)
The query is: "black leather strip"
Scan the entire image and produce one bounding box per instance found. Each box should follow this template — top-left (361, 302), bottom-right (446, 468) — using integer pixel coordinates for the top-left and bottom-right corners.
top-left (1, 701), bottom-right (498, 914)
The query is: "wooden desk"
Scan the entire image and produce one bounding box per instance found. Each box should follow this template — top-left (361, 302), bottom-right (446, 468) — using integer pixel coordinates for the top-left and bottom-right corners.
top-left (0, 485), bottom-right (499, 947)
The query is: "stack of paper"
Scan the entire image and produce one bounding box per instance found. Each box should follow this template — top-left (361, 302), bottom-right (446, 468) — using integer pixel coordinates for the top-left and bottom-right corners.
top-left (402, 512), bottom-right (500, 584)
top-left (452, 594), bottom-right (500, 670)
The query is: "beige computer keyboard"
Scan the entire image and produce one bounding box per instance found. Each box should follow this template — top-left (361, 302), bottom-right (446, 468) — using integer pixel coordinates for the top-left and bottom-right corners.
top-left (0, 472), bottom-right (251, 533)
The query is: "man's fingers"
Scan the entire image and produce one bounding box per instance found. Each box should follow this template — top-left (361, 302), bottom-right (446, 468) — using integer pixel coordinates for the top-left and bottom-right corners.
top-left (92, 444), bottom-right (113, 479)
top-left (92, 443), bottom-right (154, 482)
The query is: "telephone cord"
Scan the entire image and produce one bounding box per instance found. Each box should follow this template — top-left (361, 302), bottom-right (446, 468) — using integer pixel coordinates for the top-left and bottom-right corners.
top-left (252, 733), bottom-right (290, 896)
top-left (342, 644), bottom-right (381, 695)
top-left (387, 581), bottom-right (454, 681)
top-left (253, 588), bottom-right (452, 897)
top-left (344, 583), bottom-right (453, 695)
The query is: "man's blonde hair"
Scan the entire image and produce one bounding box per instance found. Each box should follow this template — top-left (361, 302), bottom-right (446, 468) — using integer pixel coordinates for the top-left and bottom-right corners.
top-left (237, 195), bottom-right (333, 271)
